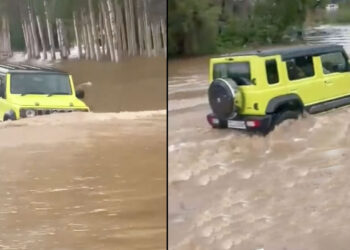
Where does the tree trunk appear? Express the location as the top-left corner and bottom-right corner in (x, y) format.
(56, 19), (63, 58)
(61, 19), (70, 57)
(98, 12), (106, 56)
(128, 0), (136, 56)
(4, 16), (12, 57)
(81, 10), (90, 59)
(85, 10), (95, 60)
(44, 0), (55, 60)
(1, 16), (11, 58)
(73, 12), (82, 59)
(23, 22), (33, 58)
(101, 0), (115, 62)
(28, 1), (40, 58)
(22, 23), (30, 58)
(137, 17), (143, 55)
(151, 23), (157, 56)
(107, 0), (119, 62)
(160, 19), (166, 55)
(115, 1), (127, 54)
(58, 19), (69, 59)
(27, 19), (36, 59)
(123, 0), (131, 55)
(143, 0), (152, 57)
(88, 0), (101, 61)
(36, 16), (47, 60)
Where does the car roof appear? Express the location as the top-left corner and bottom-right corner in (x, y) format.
(220, 44), (344, 60)
(0, 63), (66, 74)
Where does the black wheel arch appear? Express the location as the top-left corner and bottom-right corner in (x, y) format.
(266, 94), (304, 114)
(3, 110), (16, 121)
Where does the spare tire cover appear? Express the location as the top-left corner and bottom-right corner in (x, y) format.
(208, 78), (240, 119)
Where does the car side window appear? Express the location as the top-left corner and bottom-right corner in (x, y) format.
(286, 56), (315, 81)
(0, 76), (5, 99)
(321, 52), (347, 74)
(265, 59), (279, 84)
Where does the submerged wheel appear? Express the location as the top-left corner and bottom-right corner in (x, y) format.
(3, 111), (16, 121)
(208, 78), (242, 120)
(273, 110), (301, 127)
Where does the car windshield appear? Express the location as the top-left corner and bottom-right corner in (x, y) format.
(11, 73), (72, 95)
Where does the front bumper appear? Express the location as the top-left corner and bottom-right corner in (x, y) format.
(207, 113), (273, 133)
(20, 108), (89, 118)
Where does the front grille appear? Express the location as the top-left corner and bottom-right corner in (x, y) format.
(20, 108), (89, 118)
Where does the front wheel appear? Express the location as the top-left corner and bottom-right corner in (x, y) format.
(3, 110), (17, 122)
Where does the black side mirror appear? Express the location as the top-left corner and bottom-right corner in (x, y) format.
(76, 89), (85, 99)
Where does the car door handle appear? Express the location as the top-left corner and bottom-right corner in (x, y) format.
(325, 80), (332, 84)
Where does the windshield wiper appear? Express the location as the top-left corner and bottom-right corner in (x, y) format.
(47, 92), (69, 97)
(21, 92), (45, 96)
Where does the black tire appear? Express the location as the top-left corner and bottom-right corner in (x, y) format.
(212, 119), (227, 129)
(208, 78), (239, 120)
(3, 111), (16, 121)
(273, 110), (301, 127)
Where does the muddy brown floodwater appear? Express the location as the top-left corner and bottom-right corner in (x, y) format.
(169, 25), (350, 250)
(58, 57), (166, 113)
(0, 57), (166, 249)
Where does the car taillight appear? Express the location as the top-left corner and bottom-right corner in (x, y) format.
(207, 115), (219, 126)
(246, 120), (261, 128)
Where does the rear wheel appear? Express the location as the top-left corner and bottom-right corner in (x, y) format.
(273, 110), (301, 127)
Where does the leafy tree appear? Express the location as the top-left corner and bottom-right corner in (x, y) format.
(169, 0), (329, 57)
(168, 0), (220, 56)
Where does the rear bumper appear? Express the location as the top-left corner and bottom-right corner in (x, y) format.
(207, 113), (273, 133)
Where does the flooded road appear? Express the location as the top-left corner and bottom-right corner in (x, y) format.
(169, 25), (350, 250)
(0, 57), (166, 249)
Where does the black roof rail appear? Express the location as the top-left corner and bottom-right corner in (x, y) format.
(0, 64), (15, 70)
(0, 63), (65, 73)
(220, 44), (344, 60)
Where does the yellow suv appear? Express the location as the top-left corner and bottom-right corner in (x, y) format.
(207, 44), (350, 134)
(0, 64), (89, 121)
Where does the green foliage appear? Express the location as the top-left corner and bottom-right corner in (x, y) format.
(168, 0), (220, 57)
(169, 0), (327, 57)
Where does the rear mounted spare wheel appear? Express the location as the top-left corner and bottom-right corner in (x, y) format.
(208, 78), (242, 120)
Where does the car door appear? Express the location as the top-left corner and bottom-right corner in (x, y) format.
(285, 55), (324, 106)
(320, 51), (350, 100)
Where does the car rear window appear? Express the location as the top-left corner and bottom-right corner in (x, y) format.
(213, 62), (251, 85)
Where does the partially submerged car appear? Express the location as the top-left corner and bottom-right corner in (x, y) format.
(0, 64), (89, 121)
(207, 44), (350, 134)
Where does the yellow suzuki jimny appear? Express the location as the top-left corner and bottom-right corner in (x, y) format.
(207, 44), (350, 134)
(0, 64), (89, 121)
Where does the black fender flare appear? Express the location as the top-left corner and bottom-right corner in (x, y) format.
(4, 110), (16, 121)
(266, 94), (304, 114)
